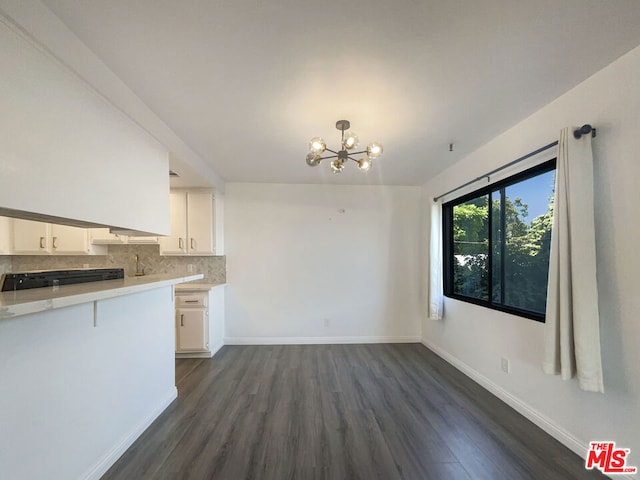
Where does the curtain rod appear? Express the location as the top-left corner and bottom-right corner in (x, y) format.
(432, 124), (595, 202)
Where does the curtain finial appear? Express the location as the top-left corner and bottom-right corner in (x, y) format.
(573, 124), (596, 139)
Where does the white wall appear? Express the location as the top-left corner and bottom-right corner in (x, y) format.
(422, 45), (640, 466)
(0, 12), (169, 235)
(0, 287), (176, 480)
(225, 183), (422, 343)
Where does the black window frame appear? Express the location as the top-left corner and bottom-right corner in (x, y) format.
(442, 159), (557, 323)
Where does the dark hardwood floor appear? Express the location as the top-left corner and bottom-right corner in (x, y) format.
(102, 344), (604, 480)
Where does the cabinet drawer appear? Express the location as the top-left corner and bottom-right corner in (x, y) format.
(176, 293), (208, 307)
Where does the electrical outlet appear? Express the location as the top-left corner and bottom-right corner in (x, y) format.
(323, 318), (330, 328)
(501, 357), (510, 373)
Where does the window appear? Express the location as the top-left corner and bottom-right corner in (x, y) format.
(442, 160), (556, 321)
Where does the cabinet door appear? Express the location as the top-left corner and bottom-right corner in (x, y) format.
(0, 216), (11, 254)
(12, 219), (50, 254)
(51, 224), (89, 254)
(176, 308), (208, 351)
(187, 192), (214, 255)
(160, 192), (188, 254)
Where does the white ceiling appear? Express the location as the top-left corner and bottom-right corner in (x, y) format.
(42, 0), (640, 186)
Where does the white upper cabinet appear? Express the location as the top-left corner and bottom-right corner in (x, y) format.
(160, 190), (223, 256)
(12, 219), (49, 254)
(50, 224), (90, 254)
(11, 219), (105, 255)
(0, 217), (11, 254)
(187, 192), (214, 255)
(161, 192), (188, 255)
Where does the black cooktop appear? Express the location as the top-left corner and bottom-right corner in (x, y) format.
(0, 268), (125, 292)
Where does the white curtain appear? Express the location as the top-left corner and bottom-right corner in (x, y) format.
(543, 127), (604, 393)
(429, 200), (444, 320)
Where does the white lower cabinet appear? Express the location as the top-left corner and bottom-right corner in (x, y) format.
(175, 285), (225, 358)
(176, 308), (208, 351)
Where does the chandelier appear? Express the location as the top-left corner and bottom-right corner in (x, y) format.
(306, 120), (383, 173)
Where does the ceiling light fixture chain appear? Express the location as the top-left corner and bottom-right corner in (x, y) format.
(306, 120), (383, 173)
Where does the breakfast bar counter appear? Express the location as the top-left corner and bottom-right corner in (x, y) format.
(0, 273), (203, 320)
(0, 273), (203, 480)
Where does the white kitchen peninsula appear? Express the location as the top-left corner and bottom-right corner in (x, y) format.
(0, 273), (202, 480)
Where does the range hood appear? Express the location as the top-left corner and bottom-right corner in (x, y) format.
(109, 227), (162, 237)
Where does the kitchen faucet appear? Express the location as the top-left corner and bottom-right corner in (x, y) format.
(134, 254), (145, 276)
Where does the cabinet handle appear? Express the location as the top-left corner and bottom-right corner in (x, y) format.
(180, 314), (184, 327)
(178, 237), (183, 249)
(190, 238), (195, 250)
(52, 237), (58, 249)
(39, 237), (46, 249)
(185, 300), (198, 303)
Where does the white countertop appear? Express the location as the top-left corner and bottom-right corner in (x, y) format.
(0, 273), (203, 320)
(175, 282), (227, 292)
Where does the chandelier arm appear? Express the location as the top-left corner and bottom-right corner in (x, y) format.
(325, 148), (339, 155)
(349, 150), (368, 155)
(347, 156), (360, 163)
(320, 154), (338, 160)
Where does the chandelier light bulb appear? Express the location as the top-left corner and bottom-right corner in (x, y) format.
(306, 152), (321, 167)
(344, 132), (359, 150)
(358, 158), (371, 172)
(366, 142), (383, 158)
(330, 159), (345, 173)
(309, 137), (326, 153)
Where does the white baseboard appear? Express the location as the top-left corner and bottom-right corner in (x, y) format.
(175, 342), (225, 359)
(420, 340), (635, 480)
(81, 387), (178, 480)
(225, 335), (421, 345)
(176, 351), (213, 359)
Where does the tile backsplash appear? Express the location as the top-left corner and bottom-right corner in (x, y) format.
(3, 244), (225, 284)
(0, 256), (11, 276)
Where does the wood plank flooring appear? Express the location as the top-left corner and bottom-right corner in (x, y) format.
(102, 344), (604, 480)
